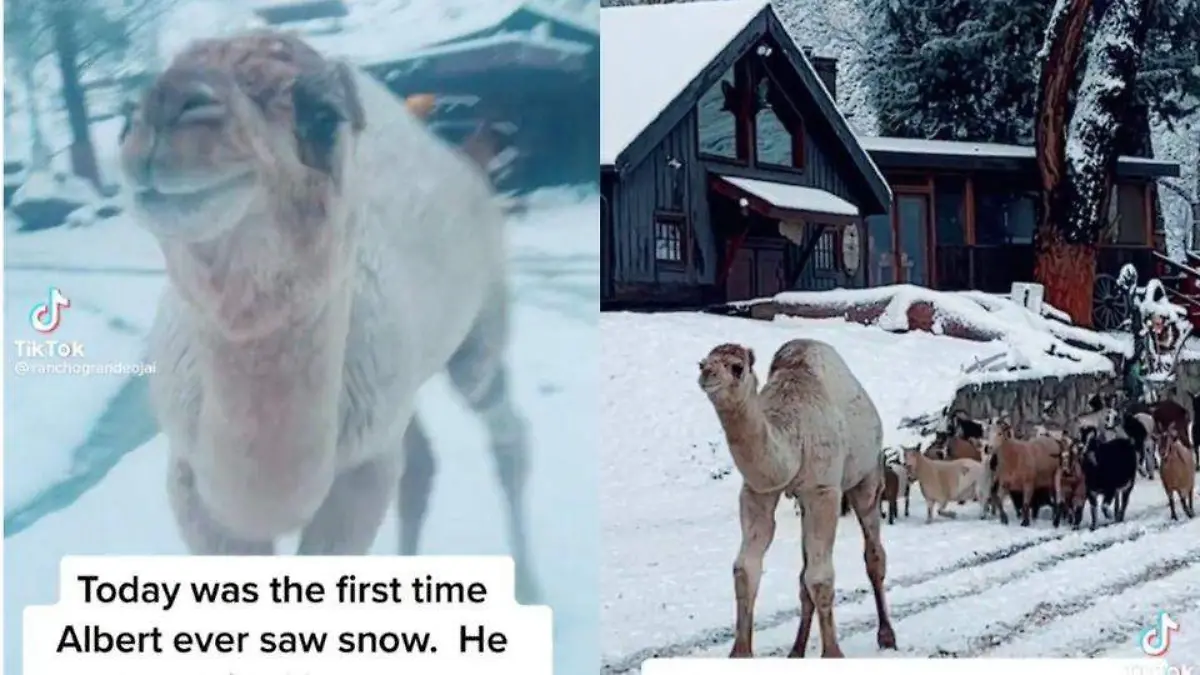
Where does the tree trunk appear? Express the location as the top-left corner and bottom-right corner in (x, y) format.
(1038, 228), (1099, 327)
(50, 0), (100, 187)
(17, 63), (53, 171)
(1034, 0), (1095, 325)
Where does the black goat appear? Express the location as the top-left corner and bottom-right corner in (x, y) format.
(1079, 428), (1139, 531)
(949, 409), (984, 441)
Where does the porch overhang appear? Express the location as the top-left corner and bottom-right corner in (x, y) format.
(710, 175), (861, 227)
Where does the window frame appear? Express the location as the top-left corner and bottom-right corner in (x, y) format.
(654, 211), (689, 270)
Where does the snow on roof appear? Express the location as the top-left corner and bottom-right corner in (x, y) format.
(720, 176), (860, 217)
(307, 0), (596, 67)
(857, 135), (1178, 169)
(600, 0), (768, 166)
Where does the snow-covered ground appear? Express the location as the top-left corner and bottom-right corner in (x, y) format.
(4, 189), (600, 674)
(600, 311), (1200, 671)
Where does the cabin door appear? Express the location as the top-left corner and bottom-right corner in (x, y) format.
(724, 239), (786, 302)
(867, 214), (895, 285)
(896, 193), (931, 286)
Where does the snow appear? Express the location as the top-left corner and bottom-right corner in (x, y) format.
(306, 0), (597, 68)
(11, 171), (100, 208)
(599, 0), (769, 166)
(773, 285), (1119, 384)
(857, 135), (1179, 172)
(4, 191), (600, 675)
(719, 176), (860, 217)
(600, 309), (1200, 669)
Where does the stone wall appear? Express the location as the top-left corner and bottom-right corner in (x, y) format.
(948, 358), (1200, 435)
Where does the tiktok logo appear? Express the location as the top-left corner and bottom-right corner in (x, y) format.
(1141, 610), (1181, 657)
(30, 287), (70, 334)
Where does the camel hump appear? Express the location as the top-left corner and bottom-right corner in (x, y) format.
(768, 338), (833, 375)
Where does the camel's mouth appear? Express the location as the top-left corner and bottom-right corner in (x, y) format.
(132, 171), (255, 213)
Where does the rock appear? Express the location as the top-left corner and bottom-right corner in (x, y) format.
(10, 170), (100, 231)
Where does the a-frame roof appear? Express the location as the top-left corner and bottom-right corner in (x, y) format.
(600, 0), (891, 213)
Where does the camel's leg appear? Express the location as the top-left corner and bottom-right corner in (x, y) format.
(798, 486), (844, 658)
(845, 471), (897, 651)
(731, 484), (780, 657)
(446, 297), (538, 604)
(297, 448), (403, 554)
(398, 415), (435, 555)
(788, 531), (814, 658)
(167, 458), (274, 555)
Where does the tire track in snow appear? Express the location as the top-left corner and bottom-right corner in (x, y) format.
(947, 550), (1200, 657)
(601, 502), (1173, 673)
(753, 512), (1192, 657)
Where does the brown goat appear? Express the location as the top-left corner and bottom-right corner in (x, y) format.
(879, 462), (908, 524)
(988, 420), (1062, 526)
(1052, 440), (1087, 529)
(1158, 427), (1196, 520)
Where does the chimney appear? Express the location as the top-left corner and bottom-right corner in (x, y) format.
(808, 53), (838, 102)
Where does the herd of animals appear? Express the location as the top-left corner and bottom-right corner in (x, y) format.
(861, 393), (1200, 530)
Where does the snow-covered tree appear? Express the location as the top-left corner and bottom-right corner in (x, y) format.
(1033, 0), (1154, 326)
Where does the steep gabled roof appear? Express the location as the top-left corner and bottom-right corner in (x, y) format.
(600, 0), (891, 213)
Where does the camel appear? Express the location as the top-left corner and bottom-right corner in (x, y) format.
(118, 31), (538, 601)
(697, 340), (896, 658)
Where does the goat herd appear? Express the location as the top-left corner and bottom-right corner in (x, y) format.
(865, 393), (1200, 531)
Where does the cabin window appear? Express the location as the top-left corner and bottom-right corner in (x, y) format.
(697, 66), (739, 160)
(753, 76), (800, 168)
(934, 177), (966, 245)
(655, 213), (687, 266)
(1114, 183), (1146, 244)
(975, 188), (1036, 245)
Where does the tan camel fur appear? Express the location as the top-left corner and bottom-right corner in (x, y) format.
(119, 32), (537, 600)
(698, 339), (896, 658)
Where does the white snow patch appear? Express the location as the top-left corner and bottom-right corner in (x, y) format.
(720, 176), (860, 216)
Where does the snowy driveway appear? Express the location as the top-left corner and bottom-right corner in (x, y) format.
(600, 312), (1200, 669)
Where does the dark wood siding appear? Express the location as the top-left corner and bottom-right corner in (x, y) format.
(611, 111), (715, 289)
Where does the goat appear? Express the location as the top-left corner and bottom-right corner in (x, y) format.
(879, 462), (907, 525)
(1079, 427), (1139, 531)
(1157, 426), (1196, 520)
(1052, 440), (1087, 529)
(903, 448), (982, 523)
(949, 409), (985, 442)
(987, 420), (1061, 526)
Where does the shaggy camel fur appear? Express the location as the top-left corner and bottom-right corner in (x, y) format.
(120, 32), (538, 600)
(1158, 428), (1196, 520)
(698, 340), (896, 658)
(902, 449), (982, 522)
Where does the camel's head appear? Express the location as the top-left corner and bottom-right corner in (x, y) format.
(119, 30), (365, 242)
(698, 343), (757, 398)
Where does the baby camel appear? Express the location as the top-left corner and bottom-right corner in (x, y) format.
(698, 340), (896, 658)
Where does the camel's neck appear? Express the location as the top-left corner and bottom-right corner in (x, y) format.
(712, 392), (799, 493)
(193, 284), (353, 467)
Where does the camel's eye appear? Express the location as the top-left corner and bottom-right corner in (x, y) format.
(730, 364), (744, 379)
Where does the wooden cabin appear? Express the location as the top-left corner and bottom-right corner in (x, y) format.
(860, 136), (1179, 328)
(599, 0), (1183, 327)
(306, 1), (598, 194)
(600, 0), (892, 308)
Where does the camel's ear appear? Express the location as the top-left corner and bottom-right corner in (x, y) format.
(292, 60), (365, 175)
(747, 348), (756, 367)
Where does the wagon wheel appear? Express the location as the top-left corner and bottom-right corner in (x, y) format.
(1092, 273), (1129, 332)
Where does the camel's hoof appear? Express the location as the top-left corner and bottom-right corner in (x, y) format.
(729, 649), (753, 658)
(821, 647), (845, 658)
(786, 647), (805, 658)
(878, 625), (897, 650)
